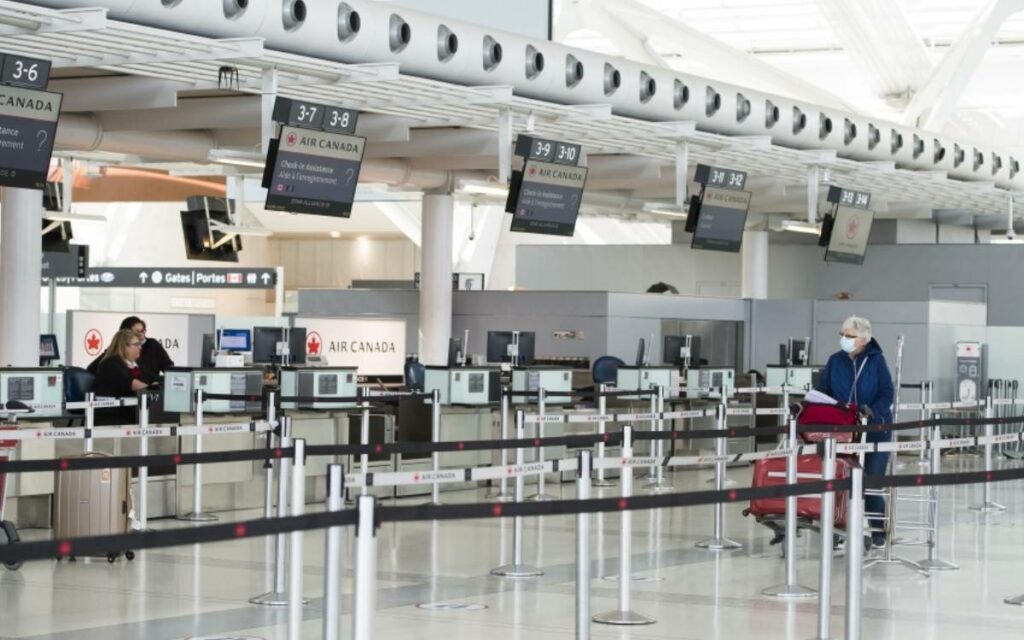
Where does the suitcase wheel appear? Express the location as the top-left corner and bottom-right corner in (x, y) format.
(125, 551), (135, 561)
(106, 553), (117, 563)
(3, 559), (21, 571)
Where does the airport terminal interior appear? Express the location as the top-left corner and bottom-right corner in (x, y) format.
(3, 1), (1024, 639)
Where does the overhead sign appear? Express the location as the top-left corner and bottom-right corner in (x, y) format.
(510, 160), (588, 237)
(694, 164), (747, 191)
(0, 53), (51, 89)
(826, 186), (871, 210)
(41, 244), (88, 279)
(272, 96), (359, 135)
(514, 135), (582, 166)
(691, 187), (751, 253)
(264, 126), (365, 217)
(0, 85), (61, 189)
(825, 206), (874, 265)
(295, 317), (406, 376)
(49, 267), (276, 288)
(68, 310), (208, 368)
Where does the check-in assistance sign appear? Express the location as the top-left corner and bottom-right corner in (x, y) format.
(0, 85), (61, 189)
(265, 126), (365, 217)
(510, 160), (588, 237)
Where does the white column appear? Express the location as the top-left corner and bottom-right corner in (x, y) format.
(0, 187), (42, 367)
(741, 229), (768, 300)
(419, 192), (454, 365)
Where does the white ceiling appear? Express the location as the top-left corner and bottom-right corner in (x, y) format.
(557, 0), (1024, 150)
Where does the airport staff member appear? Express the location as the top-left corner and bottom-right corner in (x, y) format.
(93, 329), (149, 426)
(87, 316), (173, 383)
(815, 315), (894, 548)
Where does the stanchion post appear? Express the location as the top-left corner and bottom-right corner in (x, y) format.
(845, 466), (864, 640)
(593, 426), (654, 626)
(528, 388), (554, 501)
(138, 392), (150, 530)
(250, 417), (293, 606)
(696, 398), (741, 550)
(576, 450), (592, 640)
(762, 415), (816, 598)
(814, 437), (837, 640)
(487, 386), (514, 501)
(491, 410), (542, 577)
(646, 386), (670, 491)
(916, 381), (930, 467)
(918, 422), (958, 571)
(353, 495), (377, 640)
(970, 393), (1006, 512)
(264, 391), (277, 520)
(322, 464), (345, 640)
(179, 388), (217, 522)
(84, 391), (95, 453)
(360, 390), (371, 497)
(430, 388), (442, 505)
(594, 383), (614, 488)
(287, 438), (307, 640)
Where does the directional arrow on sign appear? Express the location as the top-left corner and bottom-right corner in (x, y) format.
(261, 273), (271, 285)
(139, 272), (148, 283)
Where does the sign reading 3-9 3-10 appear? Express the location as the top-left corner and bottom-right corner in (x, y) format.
(0, 85), (61, 189)
(264, 126), (365, 218)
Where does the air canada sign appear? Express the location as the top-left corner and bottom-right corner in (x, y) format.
(296, 317), (406, 376)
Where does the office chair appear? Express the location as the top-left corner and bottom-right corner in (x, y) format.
(592, 355), (625, 385)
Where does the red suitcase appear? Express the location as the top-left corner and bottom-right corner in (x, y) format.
(747, 454), (853, 530)
(798, 402), (859, 444)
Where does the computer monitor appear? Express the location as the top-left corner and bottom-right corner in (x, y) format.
(663, 335), (701, 367)
(486, 331), (535, 365)
(41, 219), (72, 253)
(252, 326), (308, 365)
(180, 196), (242, 263)
(218, 328), (252, 352)
(39, 334), (60, 365)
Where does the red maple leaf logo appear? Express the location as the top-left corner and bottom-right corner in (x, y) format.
(307, 331), (322, 355)
(528, 166), (538, 176)
(846, 214), (860, 240)
(286, 132), (298, 146)
(84, 330), (103, 356)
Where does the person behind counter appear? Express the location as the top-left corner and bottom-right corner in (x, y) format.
(92, 329), (148, 426)
(87, 316), (174, 383)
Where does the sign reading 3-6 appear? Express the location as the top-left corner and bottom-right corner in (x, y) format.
(0, 53), (51, 90)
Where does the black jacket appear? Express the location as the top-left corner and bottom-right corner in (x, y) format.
(87, 338), (173, 384)
(92, 357), (143, 426)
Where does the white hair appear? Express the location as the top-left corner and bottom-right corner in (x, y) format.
(841, 316), (872, 339)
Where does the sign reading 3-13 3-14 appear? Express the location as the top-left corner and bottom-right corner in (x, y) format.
(0, 52), (60, 190)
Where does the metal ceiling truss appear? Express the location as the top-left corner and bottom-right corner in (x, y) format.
(0, 0), (1010, 218)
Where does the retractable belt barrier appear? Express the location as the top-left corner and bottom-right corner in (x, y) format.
(7, 458), (1024, 565)
(5, 415), (1024, 475)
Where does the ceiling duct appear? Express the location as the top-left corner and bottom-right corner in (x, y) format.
(223, 0), (247, 20)
(337, 3), (360, 41)
(22, 0), (1023, 188)
(565, 54), (584, 89)
(765, 100), (779, 128)
(674, 80), (689, 111)
(437, 24), (458, 62)
(603, 63), (620, 97)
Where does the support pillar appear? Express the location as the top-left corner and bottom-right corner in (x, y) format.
(0, 187), (42, 367)
(419, 192), (454, 365)
(741, 230), (768, 300)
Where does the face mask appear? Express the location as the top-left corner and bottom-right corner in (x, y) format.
(840, 336), (857, 353)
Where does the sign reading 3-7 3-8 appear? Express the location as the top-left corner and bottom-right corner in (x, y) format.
(264, 125), (365, 217)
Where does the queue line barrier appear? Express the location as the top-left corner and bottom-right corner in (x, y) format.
(6, 415), (1024, 475)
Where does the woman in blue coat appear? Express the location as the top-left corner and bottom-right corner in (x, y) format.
(815, 315), (894, 547)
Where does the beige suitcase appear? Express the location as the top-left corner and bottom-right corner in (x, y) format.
(54, 452), (134, 562)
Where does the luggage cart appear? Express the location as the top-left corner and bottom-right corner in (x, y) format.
(0, 425), (22, 570)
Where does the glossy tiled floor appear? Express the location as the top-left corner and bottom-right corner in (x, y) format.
(3, 454), (1024, 640)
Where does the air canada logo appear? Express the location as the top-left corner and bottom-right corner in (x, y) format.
(286, 132), (298, 147)
(846, 214), (860, 240)
(528, 166), (538, 177)
(84, 329), (103, 356)
(307, 331), (323, 356)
